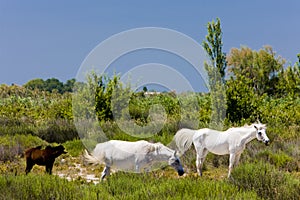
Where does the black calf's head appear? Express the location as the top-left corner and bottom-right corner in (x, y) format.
(48, 145), (67, 157)
(57, 145), (67, 154)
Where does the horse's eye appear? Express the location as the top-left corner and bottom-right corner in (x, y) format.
(258, 131), (262, 136)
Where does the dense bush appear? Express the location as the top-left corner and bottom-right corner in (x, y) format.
(230, 162), (300, 200)
(36, 119), (78, 143)
(0, 117), (35, 136)
(63, 139), (85, 157)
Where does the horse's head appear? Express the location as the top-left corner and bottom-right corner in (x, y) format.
(168, 151), (184, 176)
(254, 124), (270, 146)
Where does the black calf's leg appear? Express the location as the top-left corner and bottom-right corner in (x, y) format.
(25, 161), (34, 175)
(46, 163), (54, 175)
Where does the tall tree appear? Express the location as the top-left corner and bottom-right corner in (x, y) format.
(276, 54), (300, 97)
(226, 45), (286, 122)
(202, 17), (227, 81)
(202, 18), (227, 129)
(63, 78), (76, 93)
(44, 78), (64, 94)
(227, 46), (285, 95)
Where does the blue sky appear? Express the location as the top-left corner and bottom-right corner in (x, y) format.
(1, 0), (299, 86)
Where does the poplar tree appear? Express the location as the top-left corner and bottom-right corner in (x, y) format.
(202, 18), (227, 82)
(202, 18), (227, 129)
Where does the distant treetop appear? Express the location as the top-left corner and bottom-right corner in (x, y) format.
(24, 78), (76, 94)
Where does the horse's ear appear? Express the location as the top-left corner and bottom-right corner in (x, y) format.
(174, 150), (177, 157)
(254, 125), (258, 130)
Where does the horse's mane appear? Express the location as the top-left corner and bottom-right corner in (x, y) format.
(226, 123), (267, 133)
(246, 123), (267, 129)
(146, 142), (163, 153)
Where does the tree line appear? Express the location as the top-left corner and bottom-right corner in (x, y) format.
(23, 78), (76, 94)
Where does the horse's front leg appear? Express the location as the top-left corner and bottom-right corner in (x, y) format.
(101, 166), (110, 180)
(135, 164), (140, 173)
(228, 153), (236, 178)
(196, 149), (208, 176)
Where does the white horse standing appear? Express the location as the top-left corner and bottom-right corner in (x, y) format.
(84, 140), (184, 180)
(173, 123), (270, 177)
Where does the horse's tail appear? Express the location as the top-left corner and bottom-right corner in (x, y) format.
(172, 128), (196, 156)
(83, 149), (101, 165)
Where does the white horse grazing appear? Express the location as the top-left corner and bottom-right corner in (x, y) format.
(84, 140), (184, 180)
(173, 123), (270, 178)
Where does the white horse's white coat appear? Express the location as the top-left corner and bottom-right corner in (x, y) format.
(84, 140), (184, 180)
(174, 123), (270, 177)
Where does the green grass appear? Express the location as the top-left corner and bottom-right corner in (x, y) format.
(0, 173), (259, 200)
(0, 174), (96, 200)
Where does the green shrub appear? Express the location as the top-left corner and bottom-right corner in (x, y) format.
(256, 150), (295, 170)
(36, 119), (78, 143)
(63, 139), (85, 157)
(0, 117), (36, 136)
(230, 161), (300, 200)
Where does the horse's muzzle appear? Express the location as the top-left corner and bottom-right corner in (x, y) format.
(264, 140), (270, 146)
(178, 169), (184, 176)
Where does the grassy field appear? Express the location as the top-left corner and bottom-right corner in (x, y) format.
(0, 83), (299, 199)
(1, 137), (300, 200)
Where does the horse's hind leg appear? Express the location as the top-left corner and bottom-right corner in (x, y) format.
(234, 152), (241, 167)
(101, 166), (110, 180)
(196, 148), (208, 176)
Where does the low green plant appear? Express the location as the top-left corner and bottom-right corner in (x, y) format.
(63, 139), (85, 157)
(0, 173), (259, 200)
(230, 161), (300, 200)
(0, 174), (97, 200)
(36, 119), (78, 143)
(256, 150), (295, 169)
